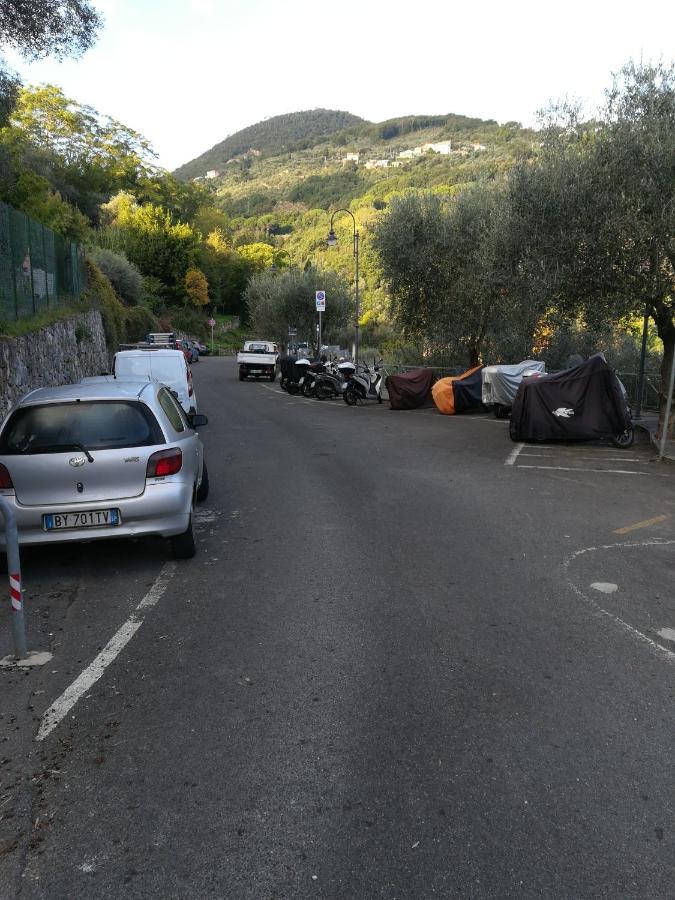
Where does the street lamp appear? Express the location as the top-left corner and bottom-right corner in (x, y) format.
(327, 208), (359, 364)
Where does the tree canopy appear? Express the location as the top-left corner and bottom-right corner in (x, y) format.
(0, 0), (102, 59)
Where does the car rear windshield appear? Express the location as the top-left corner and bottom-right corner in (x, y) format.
(115, 355), (183, 382)
(0, 401), (165, 454)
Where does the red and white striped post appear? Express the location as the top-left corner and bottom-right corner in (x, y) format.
(0, 497), (28, 659)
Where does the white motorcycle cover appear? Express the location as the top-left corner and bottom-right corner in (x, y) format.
(482, 360), (546, 406)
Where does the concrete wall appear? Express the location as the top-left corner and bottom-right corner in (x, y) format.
(0, 310), (108, 420)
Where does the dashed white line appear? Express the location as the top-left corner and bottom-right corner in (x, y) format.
(36, 562), (177, 741)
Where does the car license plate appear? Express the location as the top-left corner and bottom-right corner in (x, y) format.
(43, 509), (121, 531)
(250, 369), (262, 373)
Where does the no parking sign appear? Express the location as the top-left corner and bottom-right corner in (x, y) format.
(315, 291), (326, 312)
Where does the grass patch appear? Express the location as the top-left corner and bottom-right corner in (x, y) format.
(0, 304), (88, 339)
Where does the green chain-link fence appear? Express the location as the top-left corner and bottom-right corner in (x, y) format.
(0, 202), (86, 323)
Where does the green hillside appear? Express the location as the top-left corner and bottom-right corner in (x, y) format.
(174, 109), (365, 180)
(170, 109), (537, 330)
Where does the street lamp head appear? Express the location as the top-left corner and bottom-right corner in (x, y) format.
(327, 228), (337, 247)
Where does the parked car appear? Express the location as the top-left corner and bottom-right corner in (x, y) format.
(195, 340), (210, 356)
(113, 349), (196, 413)
(0, 380), (209, 559)
(174, 339), (196, 363)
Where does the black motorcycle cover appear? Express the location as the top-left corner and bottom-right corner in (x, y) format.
(386, 368), (436, 410)
(509, 354), (630, 443)
(451, 366), (485, 414)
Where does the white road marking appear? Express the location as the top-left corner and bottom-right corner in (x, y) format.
(36, 562), (177, 741)
(504, 443), (525, 466)
(516, 465), (648, 475)
(520, 453), (644, 462)
(657, 628), (675, 642)
(563, 539), (675, 666)
(590, 582), (618, 593)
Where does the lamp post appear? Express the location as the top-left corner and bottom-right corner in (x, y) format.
(327, 209), (359, 364)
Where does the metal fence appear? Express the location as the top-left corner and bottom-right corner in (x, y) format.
(0, 202), (86, 323)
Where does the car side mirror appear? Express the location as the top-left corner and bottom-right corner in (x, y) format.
(170, 389), (179, 399)
(188, 413), (208, 429)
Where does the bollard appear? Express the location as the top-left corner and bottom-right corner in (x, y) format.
(0, 495), (28, 659)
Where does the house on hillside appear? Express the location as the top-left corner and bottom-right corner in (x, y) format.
(205, 170), (221, 179)
(365, 159), (390, 169)
(343, 152), (360, 164)
(422, 141), (452, 154)
(399, 141), (453, 159)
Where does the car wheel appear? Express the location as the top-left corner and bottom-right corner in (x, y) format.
(239, 372), (246, 381)
(287, 382), (299, 395)
(170, 515), (196, 559)
(196, 461), (209, 501)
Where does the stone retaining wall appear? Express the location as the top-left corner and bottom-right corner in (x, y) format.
(0, 310), (108, 420)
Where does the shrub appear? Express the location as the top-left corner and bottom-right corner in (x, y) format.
(82, 258), (127, 351)
(125, 306), (159, 342)
(89, 246), (143, 305)
(170, 307), (209, 340)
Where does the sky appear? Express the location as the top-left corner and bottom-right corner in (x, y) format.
(5, 0), (675, 171)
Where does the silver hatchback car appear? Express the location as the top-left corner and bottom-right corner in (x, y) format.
(0, 380), (209, 559)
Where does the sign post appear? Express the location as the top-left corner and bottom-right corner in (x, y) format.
(207, 317), (216, 353)
(315, 291), (325, 355)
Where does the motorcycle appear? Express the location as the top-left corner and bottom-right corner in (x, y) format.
(343, 361), (388, 406)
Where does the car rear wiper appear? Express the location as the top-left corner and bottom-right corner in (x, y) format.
(26, 442), (94, 463)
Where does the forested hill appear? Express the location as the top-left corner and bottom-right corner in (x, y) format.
(174, 109), (366, 180)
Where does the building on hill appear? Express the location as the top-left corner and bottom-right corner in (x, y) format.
(398, 140), (453, 159)
(365, 159), (391, 169)
(205, 170), (221, 179)
(342, 152), (360, 164)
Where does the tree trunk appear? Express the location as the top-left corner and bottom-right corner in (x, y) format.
(468, 345), (480, 368)
(658, 331), (675, 440)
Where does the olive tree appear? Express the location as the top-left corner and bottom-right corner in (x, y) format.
(511, 61), (675, 434)
(245, 266), (351, 350)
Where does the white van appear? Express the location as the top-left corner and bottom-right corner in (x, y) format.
(113, 349), (196, 413)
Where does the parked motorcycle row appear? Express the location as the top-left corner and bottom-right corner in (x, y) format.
(273, 352), (635, 449)
(279, 356), (390, 405)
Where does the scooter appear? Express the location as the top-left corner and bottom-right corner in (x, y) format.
(314, 361), (355, 400)
(343, 361), (388, 405)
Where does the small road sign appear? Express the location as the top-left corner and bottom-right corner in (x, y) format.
(315, 290), (326, 312)
(207, 318), (216, 327)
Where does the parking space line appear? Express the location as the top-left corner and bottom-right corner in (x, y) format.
(613, 514), (670, 535)
(36, 562), (177, 741)
(516, 465), (648, 476)
(519, 453), (644, 462)
(504, 443), (525, 466)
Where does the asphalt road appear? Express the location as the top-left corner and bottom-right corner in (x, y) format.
(1, 356), (674, 898)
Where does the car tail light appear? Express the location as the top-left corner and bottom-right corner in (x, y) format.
(146, 448), (182, 478)
(0, 463), (13, 489)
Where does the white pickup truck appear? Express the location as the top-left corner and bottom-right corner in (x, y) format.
(237, 341), (279, 382)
